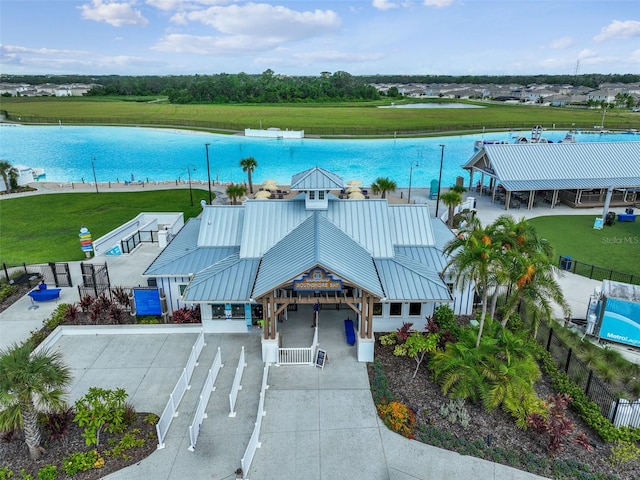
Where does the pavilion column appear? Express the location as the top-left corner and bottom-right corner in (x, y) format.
(528, 190), (535, 210)
(551, 190), (559, 209)
(270, 294), (277, 339)
(262, 298), (269, 340)
(367, 294), (374, 339)
(359, 292), (366, 339)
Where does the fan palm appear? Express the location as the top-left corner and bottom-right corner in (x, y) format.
(226, 183), (247, 205)
(0, 160), (18, 193)
(371, 177), (396, 199)
(239, 156), (258, 194)
(0, 343), (72, 460)
(439, 190), (463, 228)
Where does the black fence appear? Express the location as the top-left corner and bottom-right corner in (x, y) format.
(558, 256), (639, 286)
(535, 322), (639, 428)
(121, 229), (158, 254)
(2, 262), (73, 287)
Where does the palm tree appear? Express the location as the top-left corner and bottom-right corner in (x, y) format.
(371, 177), (396, 199)
(0, 343), (72, 460)
(226, 183), (247, 205)
(0, 160), (18, 193)
(439, 190), (463, 228)
(444, 215), (506, 347)
(239, 157), (258, 194)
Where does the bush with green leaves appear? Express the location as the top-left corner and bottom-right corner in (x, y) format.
(0, 283), (18, 303)
(439, 398), (471, 428)
(62, 450), (103, 476)
(74, 387), (128, 446)
(35, 465), (57, 480)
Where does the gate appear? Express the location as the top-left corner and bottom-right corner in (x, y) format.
(15, 262), (73, 287)
(79, 262), (111, 297)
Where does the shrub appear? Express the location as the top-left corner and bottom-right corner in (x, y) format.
(36, 465), (58, 480)
(39, 405), (75, 441)
(377, 401), (416, 439)
(369, 358), (394, 404)
(0, 283), (18, 303)
(143, 413), (159, 425)
(62, 450), (103, 476)
(74, 387), (128, 446)
(439, 398), (470, 428)
(609, 439), (640, 469)
(171, 306), (201, 323)
(0, 467), (13, 480)
(137, 316), (160, 324)
(122, 402), (137, 427)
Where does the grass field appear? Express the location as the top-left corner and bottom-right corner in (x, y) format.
(2, 96), (639, 135)
(0, 190), (207, 265)
(528, 215), (640, 281)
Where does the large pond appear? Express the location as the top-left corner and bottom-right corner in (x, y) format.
(0, 125), (637, 187)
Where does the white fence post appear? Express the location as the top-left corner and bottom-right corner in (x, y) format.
(187, 347), (223, 451)
(229, 346), (247, 417)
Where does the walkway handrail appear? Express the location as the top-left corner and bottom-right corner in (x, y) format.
(156, 329), (206, 449)
(188, 347), (224, 451)
(241, 364), (270, 478)
(229, 346), (246, 417)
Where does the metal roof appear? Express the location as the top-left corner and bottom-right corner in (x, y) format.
(290, 166), (345, 190)
(183, 254), (259, 302)
(464, 142), (640, 191)
(197, 205), (244, 247)
(375, 254), (452, 302)
(252, 212), (384, 299)
(430, 218), (457, 251)
(395, 246), (448, 272)
(388, 204), (436, 246)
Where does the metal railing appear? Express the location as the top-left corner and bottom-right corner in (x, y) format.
(188, 346), (223, 451)
(558, 256), (639, 285)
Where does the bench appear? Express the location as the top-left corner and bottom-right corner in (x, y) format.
(28, 285), (61, 302)
(344, 319), (356, 346)
(618, 213), (637, 222)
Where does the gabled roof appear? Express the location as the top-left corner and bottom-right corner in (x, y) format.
(198, 206), (244, 247)
(144, 219), (239, 276)
(290, 166), (344, 190)
(375, 253), (451, 302)
(464, 142), (640, 191)
(395, 246), (448, 272)
(388, 204), (436, 246)
(183, 253), (260, 302)
(252, 212), (384, 299)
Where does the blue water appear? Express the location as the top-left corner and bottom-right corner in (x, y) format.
(0, 125), (637, 187)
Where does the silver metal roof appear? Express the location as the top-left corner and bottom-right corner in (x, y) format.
(430, 218), (457, 251)
(252, 212), (384, 299)
(183, 254), (259, 302)
(464, 142), (640, 191)
(198, 205), (244, 247)
(290, 166), (345, 190)
(395, 246), (448, 271)
(388, 204), (436, 246)
(375, 253), (452, 302)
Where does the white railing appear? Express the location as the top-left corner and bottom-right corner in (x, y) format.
(439, 197), (475, 224)
(277, 325), (318, 365)
(156, 330), (206, 449)
(188, 347), (224, 451)
(229, 346), (246, 417)
(241, 364), (270, 479)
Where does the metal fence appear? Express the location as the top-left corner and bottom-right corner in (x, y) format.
(558, 256), (639, 286)
(121, 229), (158, 254)
(2, 262), (72, 287)
(535, 322), (630, 424)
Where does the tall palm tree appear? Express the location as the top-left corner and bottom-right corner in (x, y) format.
(371, 177), (396, 199)
(226, 183), (247, 205)
(0, 343), (72, 460)
(439, 190), (463, 228)
(239, 157), (258, 194)
(444, 215), (506, 347)
(0, 160), (18, 193)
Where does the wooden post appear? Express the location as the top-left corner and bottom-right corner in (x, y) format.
(367, 294), (374, 339)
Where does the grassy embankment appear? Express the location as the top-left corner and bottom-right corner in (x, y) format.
(2, 96), (639, 135)
(0, 190), (207, 265)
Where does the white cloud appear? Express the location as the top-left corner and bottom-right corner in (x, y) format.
(423, 0), (453, 7)
(550, 37), (574, 49)
(79, 0), (149, 27)
(372, 0), (399, 11)
(578, 48), (598, 60)
(294, 50), (384, 63)
(152, 33), (276, 54)
(594, 20), (640, 42)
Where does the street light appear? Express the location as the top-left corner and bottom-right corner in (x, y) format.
(204, 143), (212, 205)
(91, 156), (99, 194)
(186, 166), (195, 206)
(407, 160), (419, 204)
(435, 144), (445, 217)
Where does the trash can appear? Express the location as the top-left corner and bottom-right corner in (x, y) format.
(560, 256), (573, 270)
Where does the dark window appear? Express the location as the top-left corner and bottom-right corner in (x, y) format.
(211, 304), (225, 319)
(231, 304), (245, 318)
(309, 191), (315, 200)
(179, 284), (187, 296)
(373, 303), (382, 315)
(389, 303), (402, 316)
(319, 190), (325, 200)
(409, 303), (421, 316)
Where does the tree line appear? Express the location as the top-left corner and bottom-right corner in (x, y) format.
(3, 71), (639, 104)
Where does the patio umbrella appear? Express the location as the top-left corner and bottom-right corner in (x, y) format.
(255, 190), (271, 199)
(347, 186), (361, 193)
(348, 192), (365, 199)
(347, 179), (362, 187)
(262, 183), (279, 191)
(263, 179), (277, 185)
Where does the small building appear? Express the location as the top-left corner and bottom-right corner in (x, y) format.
(144, 167), (474, 363)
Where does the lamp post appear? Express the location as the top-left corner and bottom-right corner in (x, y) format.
(91, 156), (99, 194)
(186, 166), (195, 206)
(435, 144), (445, 217)
(204, 143), (212, 204)
(407, 160), (419, 204)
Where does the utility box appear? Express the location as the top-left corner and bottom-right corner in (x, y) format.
(560, 256), (573, 270)
(595, 280), (640, 348)
(429, 179), (439, 200)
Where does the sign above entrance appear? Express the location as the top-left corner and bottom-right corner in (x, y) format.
(293, 268), (342, 292)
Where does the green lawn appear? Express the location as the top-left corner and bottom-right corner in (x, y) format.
(0, 190), (208, 265)
(528, 215), (640, 282)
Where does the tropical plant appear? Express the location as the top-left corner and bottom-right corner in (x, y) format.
(371, 177), (396, 199)
(392, 331), (439, 379)
(439, 190), (463, 228)
(239, 156), (258, 194)
(74, 387), (128, 446)
(0, 160), (18, 193)
(0, 343), (72, 460)
(226, 183), (247, 205)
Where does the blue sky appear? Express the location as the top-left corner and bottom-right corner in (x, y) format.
(1, 0), (639, 76)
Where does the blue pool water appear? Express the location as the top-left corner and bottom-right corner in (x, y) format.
(0, 125), (637, 187)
